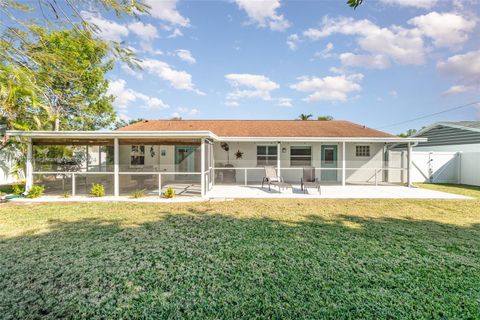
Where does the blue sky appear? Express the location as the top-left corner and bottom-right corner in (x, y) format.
(80, 0), (479, 134)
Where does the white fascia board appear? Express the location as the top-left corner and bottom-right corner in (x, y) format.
(6, 130), (218, 140)
(217, 136), (427, 143)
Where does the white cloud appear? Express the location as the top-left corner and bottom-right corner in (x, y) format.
(141, 59), (205, 95)
(286, 34), (300, 50)
(168, 28), (184, 38)
(175, 49), (196, 64)
(172, 107), (199, 118)
(409, 12), (476, 48)
(303, 16), (426, 66)
(437, 50), (480, 94)
(277, 97), (293, 107)
(290, 73), (363, 103)
(339, 53), (390, 69)
(107, 79), (170, 112)
(390, 90), (398, 97)
(81, 11), (129, 42)
(234, 0), (290, 31)
(144, 0), (190, 27)
(314, 42), (335, 59)
(128, 21), (158, 41)
(380, 0), (438, 9)
(442, 85), (474, 95)
(225, 73), (280, 105)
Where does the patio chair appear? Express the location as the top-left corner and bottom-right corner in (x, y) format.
(261, 166), (291, 192)
(301, 166), (321, 194)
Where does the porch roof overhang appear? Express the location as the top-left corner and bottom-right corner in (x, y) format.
(6, 130), (427, 144)
(6, 130), (218, 146)
(7, 130), (218, 139)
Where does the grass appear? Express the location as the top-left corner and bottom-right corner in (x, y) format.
(416, 183), (480, 198)
(1, 199), (479, 319)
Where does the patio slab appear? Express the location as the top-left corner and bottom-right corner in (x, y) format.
(207, 185), (471, 200)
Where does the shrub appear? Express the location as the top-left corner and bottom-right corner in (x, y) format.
(26, 185), (45, 199)
(12, 184), (25, 195)
(163, 186), (175, 199)
(62, 192), (71, 198)
(130, 189), (146, 199)
(90, 183), (105, 197)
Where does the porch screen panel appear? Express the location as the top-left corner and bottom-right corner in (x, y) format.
(257, 146), (277, 166)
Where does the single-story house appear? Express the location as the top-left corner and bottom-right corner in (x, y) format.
(410, 121), (480, 152)
(6, 120), (425, 197)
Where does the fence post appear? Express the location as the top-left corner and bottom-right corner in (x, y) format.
(72, 173), (76, 196)
(244, 168), (247, 186)
(158, 173), (162, 197)
(114, 138), (119, 197)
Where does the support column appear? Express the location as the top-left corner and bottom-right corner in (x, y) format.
(407, 142), (412, 187)
(277, 142), (281, 177)
(342, 141), (346, 186)
(114, 138), (119, 197)
(201, 138), (206, 197)
(25, 139), (33, 192)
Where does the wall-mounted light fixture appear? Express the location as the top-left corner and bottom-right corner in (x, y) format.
(282, 147), (287, 153)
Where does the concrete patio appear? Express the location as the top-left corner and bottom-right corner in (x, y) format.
(207, 185), (471, 199)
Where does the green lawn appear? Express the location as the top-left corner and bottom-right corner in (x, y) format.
(1, 200), (479, 319)
(416, 183), (480, 198)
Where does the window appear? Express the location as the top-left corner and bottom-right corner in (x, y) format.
(130, 145), (145, 166)
(290, 146), (312, 166)
(355, 145), (370, 157)
(324, 148), (335, 164)
(257, 145), (277, 166)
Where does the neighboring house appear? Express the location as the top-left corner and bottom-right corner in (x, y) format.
(390, 121), (480, 186)
(411, 121), (480, 152)
(7, 120), (425, 197)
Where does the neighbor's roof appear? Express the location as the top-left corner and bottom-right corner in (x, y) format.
(117, 120), (395, 138)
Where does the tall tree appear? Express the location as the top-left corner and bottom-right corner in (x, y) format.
(25, 29), (116, 131)
(298, 113), (313, 120)
(347, 0), (363, 9)
(317, 115), (334, 121)
(398, 129), (418, 138)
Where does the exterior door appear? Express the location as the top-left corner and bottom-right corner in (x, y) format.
(321, 145), (338, 181)
(175, 146), (196, 179)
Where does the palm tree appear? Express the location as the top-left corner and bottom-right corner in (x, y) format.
(298, 113), (313, 120)
(317, 115), (333, 121)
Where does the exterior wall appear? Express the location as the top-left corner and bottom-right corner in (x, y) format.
(213, 141), (386, 184)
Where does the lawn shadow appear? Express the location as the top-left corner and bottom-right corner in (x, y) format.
(1, 208), (479, 319)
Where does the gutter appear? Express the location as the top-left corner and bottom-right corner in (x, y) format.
(6, 130), (219, 140)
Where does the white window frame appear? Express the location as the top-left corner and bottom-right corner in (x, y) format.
(130, 145), (145, 168)
(355, 145), (371, 157)
(290, 145), (312, 167)
(256, 145), (278, 166)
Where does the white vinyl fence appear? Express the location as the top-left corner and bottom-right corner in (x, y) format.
(388, 151), (480, 186)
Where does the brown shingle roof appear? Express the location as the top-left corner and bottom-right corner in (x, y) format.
(117, 120), (394, 138)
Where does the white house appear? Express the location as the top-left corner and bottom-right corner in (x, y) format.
(6, 120), (425, 197)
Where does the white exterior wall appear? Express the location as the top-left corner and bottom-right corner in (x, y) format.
(213, 141), (386, 184)
(118, 144), (176, 183)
